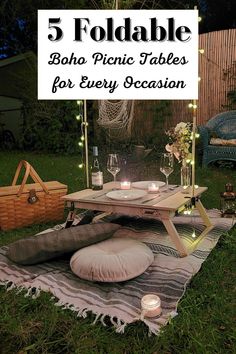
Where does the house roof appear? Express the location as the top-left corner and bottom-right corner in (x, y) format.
(0, 52), (36, 99)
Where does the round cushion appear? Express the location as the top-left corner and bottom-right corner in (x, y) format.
(70, 238), (154, 282)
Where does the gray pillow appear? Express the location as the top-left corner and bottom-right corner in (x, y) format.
(6, 223), (121, 265)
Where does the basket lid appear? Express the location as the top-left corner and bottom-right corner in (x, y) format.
(0, 181), (67, 197)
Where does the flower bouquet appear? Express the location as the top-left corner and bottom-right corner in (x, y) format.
(165, 122), (192, 188)
(165, 122), (192, 163)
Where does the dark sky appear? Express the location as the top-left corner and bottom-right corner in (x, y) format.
(0, 0), (236, 58)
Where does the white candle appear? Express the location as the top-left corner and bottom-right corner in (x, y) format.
(148, 182), (159, 193)
(120, 181), (131, 190)
(141, 294), (162, 318)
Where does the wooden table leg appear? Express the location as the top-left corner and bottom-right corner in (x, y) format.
(161, 200), (214, 257)
(187, 200), (214, 253)
(195, 199), (213, 228)
(92, 212), (112, 223)
(161, 217), (188, 257)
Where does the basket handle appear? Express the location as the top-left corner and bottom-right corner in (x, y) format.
(12, 160), (49, 197)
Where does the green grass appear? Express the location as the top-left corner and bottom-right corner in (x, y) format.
(0, 151), (235, 354)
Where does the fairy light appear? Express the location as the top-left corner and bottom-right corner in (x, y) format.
(76, 114), (82, 121)
(75, 99), (88, 174)
(184, 5), (203, 239)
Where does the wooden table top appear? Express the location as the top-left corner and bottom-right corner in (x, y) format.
(62, 182), (208, 212)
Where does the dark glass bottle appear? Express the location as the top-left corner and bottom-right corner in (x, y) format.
(91, 146), (103, 190)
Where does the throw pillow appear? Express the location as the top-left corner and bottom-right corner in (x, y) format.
(70, 238), (154, 282)
(6, 223), (121, 265)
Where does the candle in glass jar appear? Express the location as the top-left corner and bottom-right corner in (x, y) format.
(120, 181), (131, 190)
(141, 294), (162, 318)
(148, 182), (159, 193)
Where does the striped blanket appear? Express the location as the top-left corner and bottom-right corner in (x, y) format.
(0, 210), (234, 335)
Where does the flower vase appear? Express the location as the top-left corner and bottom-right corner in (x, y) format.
(180, 160), (191, 189)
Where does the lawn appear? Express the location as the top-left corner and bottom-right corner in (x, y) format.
(0, 151), (235, 354)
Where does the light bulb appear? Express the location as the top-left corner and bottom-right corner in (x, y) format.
(76, 114), (82, 121)
(199, 49), (204, 54)
(78, 163), (83, 169)
(77, 100), (83, 106)
(78, 142), (83, 147)
(188, 103), (193, 108)
(81, 136), (85, 141)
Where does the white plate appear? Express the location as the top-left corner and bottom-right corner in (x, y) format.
(106, 190), (147, 201)
(131, 181), (165, 190)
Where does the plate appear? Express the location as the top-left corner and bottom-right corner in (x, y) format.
(106, 190), (147, 201)
(131, 181), (165, 190)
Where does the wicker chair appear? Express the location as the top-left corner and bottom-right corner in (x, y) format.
(198, 111), (236, 167)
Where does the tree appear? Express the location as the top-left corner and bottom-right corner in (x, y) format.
(0, 0), (90, 57)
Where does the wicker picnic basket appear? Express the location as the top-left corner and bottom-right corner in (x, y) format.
(0, 160), (68, 231)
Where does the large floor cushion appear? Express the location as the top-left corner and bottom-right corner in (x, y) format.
(6, 223), (121, 265)
(70, 238), (154, 282)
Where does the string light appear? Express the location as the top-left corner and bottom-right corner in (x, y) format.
(76, 114), (82, 121)
(199, 48), (205, 54)
(188, 103), (198, 110)
(75, 99), (88, 171)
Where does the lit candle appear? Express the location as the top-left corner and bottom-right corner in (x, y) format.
(141, 294), (162, 318)
(120, 181), (131, 190)
(148, 182), (159, 193)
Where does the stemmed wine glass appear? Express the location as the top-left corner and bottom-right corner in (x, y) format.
(160, 153), (174, 190)
(107, 154), (120, 183)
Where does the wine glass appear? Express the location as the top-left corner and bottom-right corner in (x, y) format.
(107, 154), (120, 183)
(160, 153), (174, 190)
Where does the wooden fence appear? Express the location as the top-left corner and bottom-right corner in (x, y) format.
(130, 29), (236, 141)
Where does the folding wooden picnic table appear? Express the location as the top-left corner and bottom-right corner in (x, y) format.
(62, 182), (213, 257)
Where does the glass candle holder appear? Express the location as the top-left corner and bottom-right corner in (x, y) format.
(141, 294), (162, 318)
(120, 181), (131, 190)
(148, 183), (159, 193)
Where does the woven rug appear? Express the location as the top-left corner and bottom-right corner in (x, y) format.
(0, 210), (234, 336)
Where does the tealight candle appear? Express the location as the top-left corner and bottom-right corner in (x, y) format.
(148, 182), (159, 193)
(120, 181), (131, 190)
(141, 294), (162, 318)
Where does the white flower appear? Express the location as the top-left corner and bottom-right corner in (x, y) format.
(174, 122), (187, 132)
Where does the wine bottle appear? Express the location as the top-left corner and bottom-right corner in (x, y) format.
(91, 146), (103, 190)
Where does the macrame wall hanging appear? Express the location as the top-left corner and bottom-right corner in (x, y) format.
(97, 100), (135, 140)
